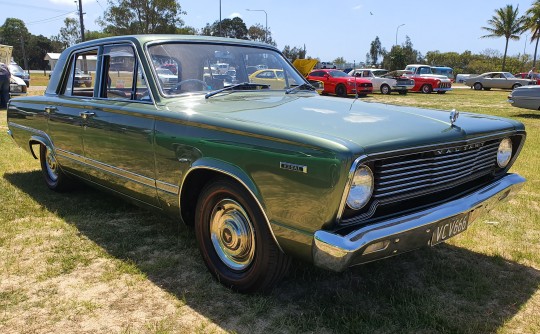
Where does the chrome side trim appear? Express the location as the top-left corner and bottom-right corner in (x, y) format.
(182, 165), (283, 253)
(314, 173), (525, 272)
(156, 180), (179, 195)
(56, 149), (156, 188)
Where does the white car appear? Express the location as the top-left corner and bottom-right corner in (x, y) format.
(10, 75), (27, 97)
(348, 68), (414, 94)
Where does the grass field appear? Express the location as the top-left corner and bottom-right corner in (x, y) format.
(1, 88), (539, 333)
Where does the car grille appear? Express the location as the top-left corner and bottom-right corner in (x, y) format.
(439, 82), (452, 88)
(359, 83), (372, 87)
(372, 140), (498, 201)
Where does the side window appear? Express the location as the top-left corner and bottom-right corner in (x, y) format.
(101, 45), (136, 100)
(64, 49), (98, 97)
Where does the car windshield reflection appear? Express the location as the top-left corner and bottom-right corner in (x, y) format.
(148, 43), (306, 96)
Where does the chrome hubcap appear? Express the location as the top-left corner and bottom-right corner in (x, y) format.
(45, 149), (59, 182)
(210, 199), (255, 271)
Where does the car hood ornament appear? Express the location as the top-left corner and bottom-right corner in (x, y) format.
(449, 109), (459, 126)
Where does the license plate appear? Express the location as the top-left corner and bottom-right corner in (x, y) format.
(431, 213), (470, 246)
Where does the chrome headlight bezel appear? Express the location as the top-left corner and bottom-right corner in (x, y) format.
(346, 165), (374, 210)
(497, 138), (513, 168)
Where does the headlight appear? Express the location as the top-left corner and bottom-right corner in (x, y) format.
(497, 138), (513, 168)
(346, 165), (374, 210)
(10, 84), (22, 93)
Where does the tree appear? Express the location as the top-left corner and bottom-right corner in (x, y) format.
(333, 57), (346, 67)
(99, 0), (186, 35)
(247, 23), (276, 46)
(0, 18), (31, 68)
(524, 0), (540, 67)
(53, 18), (81, 49)
(281, 45), (306, 61)
(481, 4), (526, 71)
(201, 17), (248, 39)
(381, 36), (422, 70)
(369, 36), (383, 65)
(26, 35), (63, 70)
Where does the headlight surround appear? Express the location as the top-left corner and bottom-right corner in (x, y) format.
(497, 138), (513, 168)
(346, 165), (374, 210)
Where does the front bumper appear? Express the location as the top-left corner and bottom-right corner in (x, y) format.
(313, 173), (525, 272)
(433, 87), (452, 92)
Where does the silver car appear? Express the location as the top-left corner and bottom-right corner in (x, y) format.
(508, 85), (540, 110)
(465, 72), (535, 90)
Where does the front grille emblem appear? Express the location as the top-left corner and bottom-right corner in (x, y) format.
(449, 109), (459, 126)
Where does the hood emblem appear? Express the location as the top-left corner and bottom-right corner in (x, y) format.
(449, 109), (460, 126)
(280, 162), (308, 173)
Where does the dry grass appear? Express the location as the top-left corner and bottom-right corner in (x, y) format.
(1, 87), (539, 333)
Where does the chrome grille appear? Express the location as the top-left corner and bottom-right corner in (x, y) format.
(373, 140), (498, 200)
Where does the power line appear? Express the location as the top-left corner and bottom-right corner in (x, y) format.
(0, 1), (72, 13)
(26, 11), (77, 26)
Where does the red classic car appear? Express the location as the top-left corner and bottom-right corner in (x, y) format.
(515, 72), (540, 84)
(403, 64), (452, 94)
(307, 69), (373, 97)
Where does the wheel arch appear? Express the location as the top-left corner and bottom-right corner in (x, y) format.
(179, 158), (284, 252)
(29, 135), (54, 160)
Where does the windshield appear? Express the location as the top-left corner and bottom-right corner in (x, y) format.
(9, 64), (24, 74)
(147, 42), (306, 96)
(329, 70), (349, 78)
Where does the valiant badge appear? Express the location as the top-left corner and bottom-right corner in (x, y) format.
(449, 109), (460, 126)
(280, 162), (308, 173)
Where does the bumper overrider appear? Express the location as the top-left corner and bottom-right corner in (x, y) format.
(313, 173), (525, 272)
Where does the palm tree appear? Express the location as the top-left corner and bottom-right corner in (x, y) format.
(481, 4), (526, 71)
(524, 1), (540, 67)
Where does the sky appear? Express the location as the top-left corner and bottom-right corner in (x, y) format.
(0, 0), (538, 63)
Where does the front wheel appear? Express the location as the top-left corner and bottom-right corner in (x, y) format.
(380, 84), (391, 95)
(40, 144), (74, 192)
(195, 178), (291, 293)
(512, 83), (522, 90)
(473, 82), (483, 90)
(421, 84), (432, 94)
(335, 84), (347, 97)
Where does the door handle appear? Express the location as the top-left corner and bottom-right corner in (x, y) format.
(44, 106), (57, 114)
(79, 111), (96, 120)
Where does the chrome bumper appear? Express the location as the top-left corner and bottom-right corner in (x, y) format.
(313, 173), (525, 272)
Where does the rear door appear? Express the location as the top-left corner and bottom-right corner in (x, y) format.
(46, 48), (98, 180)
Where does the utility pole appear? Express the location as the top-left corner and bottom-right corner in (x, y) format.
(77, 0), (85, 42)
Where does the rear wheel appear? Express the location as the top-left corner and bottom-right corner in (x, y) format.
(194, 178), (291, 293)
(473, 82), (483, 90)
(421, 84), (432, 94)
(39, 144), (73, 191)
(335, 84), (347, 97)
(380, 84), (391, 95)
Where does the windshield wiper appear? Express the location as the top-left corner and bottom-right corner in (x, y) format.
(285, 83), (316, 94)
(205, 82), (270, 99)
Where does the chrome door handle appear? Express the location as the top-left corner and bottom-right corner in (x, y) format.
(79, 111), (96, 119)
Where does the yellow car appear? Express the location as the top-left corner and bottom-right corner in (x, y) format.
(248, 69), (287, 90)
(292, 59), (324, 94)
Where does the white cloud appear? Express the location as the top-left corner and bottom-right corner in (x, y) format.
(229, 12), (242, 19)
(353, 5), (362, 10)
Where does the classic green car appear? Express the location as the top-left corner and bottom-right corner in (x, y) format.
(6, 35), (526, 293)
